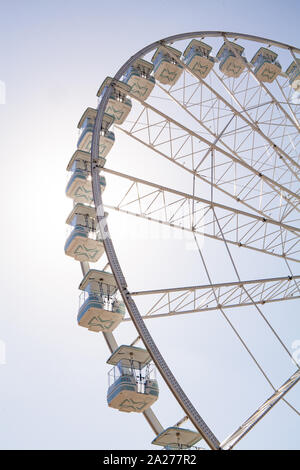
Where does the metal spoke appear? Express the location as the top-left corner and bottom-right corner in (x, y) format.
(102, 167), (300, 262)
(220, 369), (300, 450)
(126, 275), (300, 320)
(158, 43), (300, 179)
(223, 36), (300, 133)
(119, 98), (300, 224)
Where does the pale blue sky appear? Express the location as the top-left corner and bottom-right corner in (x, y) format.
(0, 0), (299, 450)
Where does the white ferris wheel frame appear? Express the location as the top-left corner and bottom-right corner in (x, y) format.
(81, 31), (300, 450)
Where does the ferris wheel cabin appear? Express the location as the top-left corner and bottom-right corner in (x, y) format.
(183, 39), (215, 79)
(151, 426), (202, 450)
(151, 46), (183, 86)
(64, 203), (104, 262)
(77, 269), (125, 332)
(66, 157), (106, 204)
(216, 41), (246, 78)
(251, 47), (282, 83)
(77, 107), (115, 158)
(67, 149), (106, 173)
(286, 59), (300, 92)
(97, 78), (132, 125)
(123, 58), (155, 101)
(107, 345), (159, 413)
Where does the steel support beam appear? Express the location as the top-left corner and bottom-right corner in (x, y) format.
(220, 369), (300, 449)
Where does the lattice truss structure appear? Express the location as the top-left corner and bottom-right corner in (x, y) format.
(128, 276), (300, 320)
(103, 47), (300, 265)
(120, 74), (300, 222)
(103, 167), (300, 262)
(94, 34), (300, 449)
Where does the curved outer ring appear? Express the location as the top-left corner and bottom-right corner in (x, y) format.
(91, 31), (299, 450)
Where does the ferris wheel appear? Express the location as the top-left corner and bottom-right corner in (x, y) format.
(65, 32), (300, 450)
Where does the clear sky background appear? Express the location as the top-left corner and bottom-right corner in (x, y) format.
(0, 0), (299, 450)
